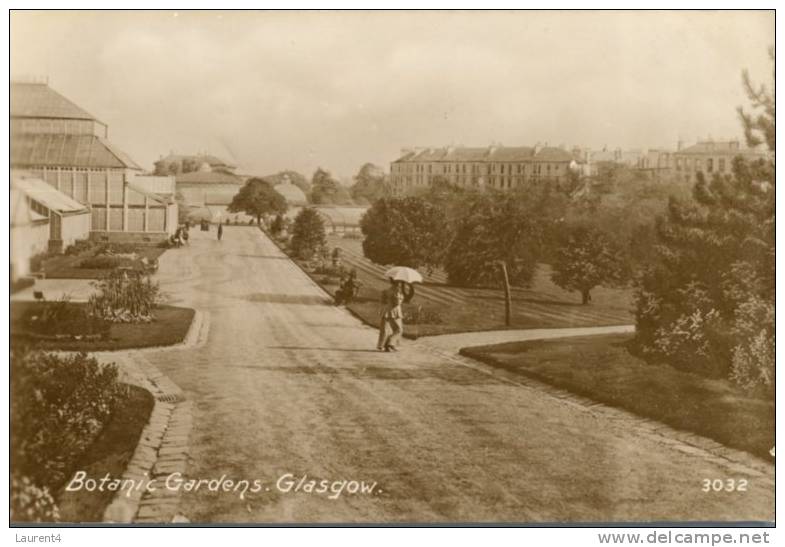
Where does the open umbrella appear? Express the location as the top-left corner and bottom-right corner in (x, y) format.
(384, 266), (423, 284)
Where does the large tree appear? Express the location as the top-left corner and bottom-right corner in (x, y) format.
(444, 189), (562, 288)
(360, 196), (449, 273)
(551, 224), (627, 304)
(350, 163), (390, 205)
(634, 50), (774, 389)
(290, 208), (327, 259)
(228, 178), (287, 225)
(310, 168), (353, 205)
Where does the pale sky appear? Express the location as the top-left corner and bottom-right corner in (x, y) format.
(10, 10), (774, 179)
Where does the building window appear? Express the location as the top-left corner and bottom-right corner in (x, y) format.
(719, 158), (726, 172)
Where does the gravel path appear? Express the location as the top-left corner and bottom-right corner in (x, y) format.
(138, 226), (773, 524)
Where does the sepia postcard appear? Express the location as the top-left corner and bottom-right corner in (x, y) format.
(7, 8), (776, 535)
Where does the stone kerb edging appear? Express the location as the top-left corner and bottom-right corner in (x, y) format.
(98, 310), (208, 523)
(103, 352), (193, 523)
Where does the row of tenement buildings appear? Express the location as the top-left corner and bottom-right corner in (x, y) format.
(388, 140), (770, 196)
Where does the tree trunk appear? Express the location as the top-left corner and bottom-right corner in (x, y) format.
(500, 261), (512, 326)
(581, 288), (592, 305)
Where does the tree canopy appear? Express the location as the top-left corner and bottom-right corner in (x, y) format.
(360, 196), (449, 273)
(310, 168), (353, 205)
(228, 178), (287, 224)
(551, 224), (627, 304)
(444, 190), (559, 288)
(634, 49), (774, 391)
(290, 208), (327, 259)
(350, 163), (390, 205)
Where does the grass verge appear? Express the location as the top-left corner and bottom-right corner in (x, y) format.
(460, 333), (774, 460)
(324, 234), (633, 338)
(11, 302), (195, 351)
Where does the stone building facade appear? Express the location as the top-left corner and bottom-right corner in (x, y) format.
(672, 140), (770, 184)
(389, 145), (576, 196)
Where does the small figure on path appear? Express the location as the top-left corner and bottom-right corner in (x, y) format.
(335, 268), (361, 305)
(217, 222), (223, 241)
(377, 279), (405, 352)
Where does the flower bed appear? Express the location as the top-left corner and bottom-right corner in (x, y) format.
(37, 242), (165, 279)
(11, 302), (195, 351)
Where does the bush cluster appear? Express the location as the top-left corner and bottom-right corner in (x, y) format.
(88, 270), (161, 323)
(11, 348), (123, 521)
(79, 255), (127, 269)
(403, 305), (444, 325)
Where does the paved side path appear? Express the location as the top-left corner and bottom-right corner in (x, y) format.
(136, 226), (772, 524)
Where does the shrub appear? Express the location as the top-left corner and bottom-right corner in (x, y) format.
(22, 297), (108, 337)
(11, 348), (122, 494)
(729, 297), (774, 397)
(403, 305), (444, 325)
(313, 263), (346, 278)
(647, 308), (731, 378)
(10, 474), (60, 523)
(99, 243), (140, 255)
(29, 251), (51, 273)
(270, 214), (285, 236)
(290, 208), (327, 260)
(64, 239), (98, 256)
(79, 255), (126, 269)
(88, 270), (160, 323)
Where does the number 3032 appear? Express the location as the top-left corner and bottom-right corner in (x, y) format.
(702, 479), (748, 492)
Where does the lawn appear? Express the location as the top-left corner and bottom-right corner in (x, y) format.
(56, 385), (155, 522)
(11, 302), (195, 351)
(314, 234), (633, 338)
(460, 333), (774, 460)
(39, 246), (166, 279)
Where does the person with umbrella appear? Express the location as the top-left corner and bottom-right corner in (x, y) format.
(377, 267), (421, 352)
(217, 221), (223, 241)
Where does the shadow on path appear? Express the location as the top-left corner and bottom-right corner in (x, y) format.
(243, 293), (334, 305)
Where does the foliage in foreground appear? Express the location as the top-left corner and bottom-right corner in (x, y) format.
(634, 53), (774, 394)
(11, 348), (123, 522)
